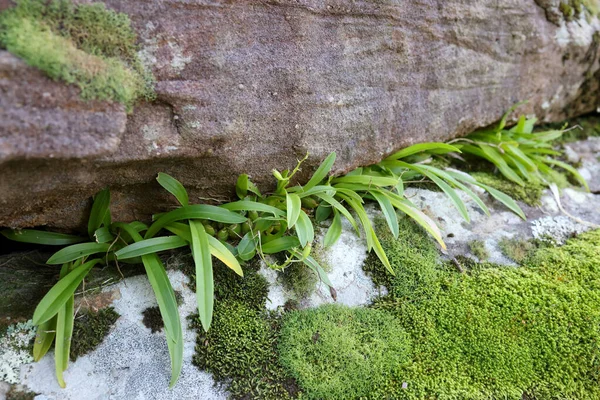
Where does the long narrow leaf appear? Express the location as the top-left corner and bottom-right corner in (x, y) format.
(1, 230), (85, 245)
(32, 259), (101, 325)
(88, 189), (110, 238)
(303, 152), (337, 191)
(261, 236), (301, 254)
(33, 315), (57, 362)
(475, 182), (526, 220)
(543, 158), (590, 191)
(370, 190), (399, 238)
(115, 236), (187, 260)
(385, 142), (461, 160)
(46, 243), (111, 265)
(221, 201), (285, 217)
(323, 211), (342, 248)
(332, 175), (399, 187)
(146, 205), (246, 238)
(157, 173), (189, 206)
(190, 221), (214, 332)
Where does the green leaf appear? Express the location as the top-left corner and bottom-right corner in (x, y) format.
(543, 158), (590, 191)
(163, 223), (244, 277)
(465, 144), (525, 186)
(323, 211), (342, 248)
(88, 189), (111, 238)
(385, 142), (461, 160)
(237, 233), (257, 261)
(190, 221), (214, 332)
(220, 201), (285, 217)
(261, 236), (301, 254)
(295, 210), (314, 247)
(1, 230), (85, 245)
(166, 333), (183, 389)
(314, 193), (359, 234)
(370, 191), (399, 238)
(157, 173), (189, 206)
(370, 228), (394, 276)
(115, 236), (187, 260)
(315, 204), (332, 222)
(286, 193), (302, 228)
(236, 174), (249, 199)
(32, 259), (101, 325)
(146, 205), (246, 238)
(33, 315), (57, 362)
(46, 242), (111, 265)
(303, 152), (337, 191)
(93, 227), (114, 243)
(54, 292), (74, 388)
(331, 175), (399, 187)
(475, 182), (526, 220)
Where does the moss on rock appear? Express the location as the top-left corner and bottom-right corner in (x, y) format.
(278, 305), (412, 400)
(471, 171), (546, 206)
(70, 307), (119, 361)
(0, 0), (153, 111)
(284, 227), (600, 399)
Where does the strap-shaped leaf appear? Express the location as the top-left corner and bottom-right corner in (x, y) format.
(385, 142), (461, 161)
(464, 144), (525, 186)
(221, 201), (285, 217)
(54, 293), (74, 388)
(146, 205), (246, 238)
(543, 158), (590, 192)
(261, 236), (301, 254)
(190, 221), (214, 332)
(32, 259), (100, 325)
(166, 333), (183, 389)
(46, 242), (111, 265)
(115, 236), (187, 260)
(314, 192), (359, 234)
(303, 152), (336, 191)
(286, 193), (302, 228)
(33, 315), (57, 362)
(163, 223), (243, 276)
(370, 190), (399, 238)
(157, 173), (189, 206)
(337, 194), (374, 251)
(474, 182), (526, 220)
(331, 175), (399, 187)
(323, 210), (342, 248)
(315, 204), (332, 222)
(295, 210), (314, 247)
(88, 189), (111, 238)
(1, 229), (85, 245)
(290, 250), (334, 289)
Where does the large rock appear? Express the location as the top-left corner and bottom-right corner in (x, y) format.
(1, 0), (600, 230)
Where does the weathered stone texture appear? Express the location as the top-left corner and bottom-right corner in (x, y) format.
(1, 0), (599, 229)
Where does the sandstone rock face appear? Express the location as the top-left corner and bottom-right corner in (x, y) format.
(1, 0), (599, 230)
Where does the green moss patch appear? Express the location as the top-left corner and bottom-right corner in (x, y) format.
(282, 227), (600, 399)
(70, 307), (119, 361)
(0, 0), (153, 111)
(471, 172), (545, 206)
(468, 239), (489, 261)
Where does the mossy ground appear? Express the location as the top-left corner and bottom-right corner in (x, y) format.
(470, 172), (546, 206)
(185, 256), (298, 399)
(468, 239), (489, 261)
(70, 307), (119, 361)
(278, 220), (600, 399)
(0, 0), (153, 111)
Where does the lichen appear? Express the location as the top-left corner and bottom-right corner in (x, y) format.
(70, 307), (119, 361)
(0, 0), (154, 111)
(0, 320), (35, 384)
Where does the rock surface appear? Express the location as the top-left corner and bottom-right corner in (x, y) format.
(1, 0), (600, 229)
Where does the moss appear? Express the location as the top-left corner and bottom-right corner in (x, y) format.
(141, 306), (164, 333)
(280, 263), (318, 299)
(285, 227), (600, 399)
(468, 239), (489, 261)
(471, 172), (545, 206)
(192, 301), (296, 399)
(363, 215), (442, 301)
(0, 0), (154, 111)
(6, 388), (37, 400)
(498, 237), (540, 264)
(70, 307), (119, 361)
(278, 305), (412, 400)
